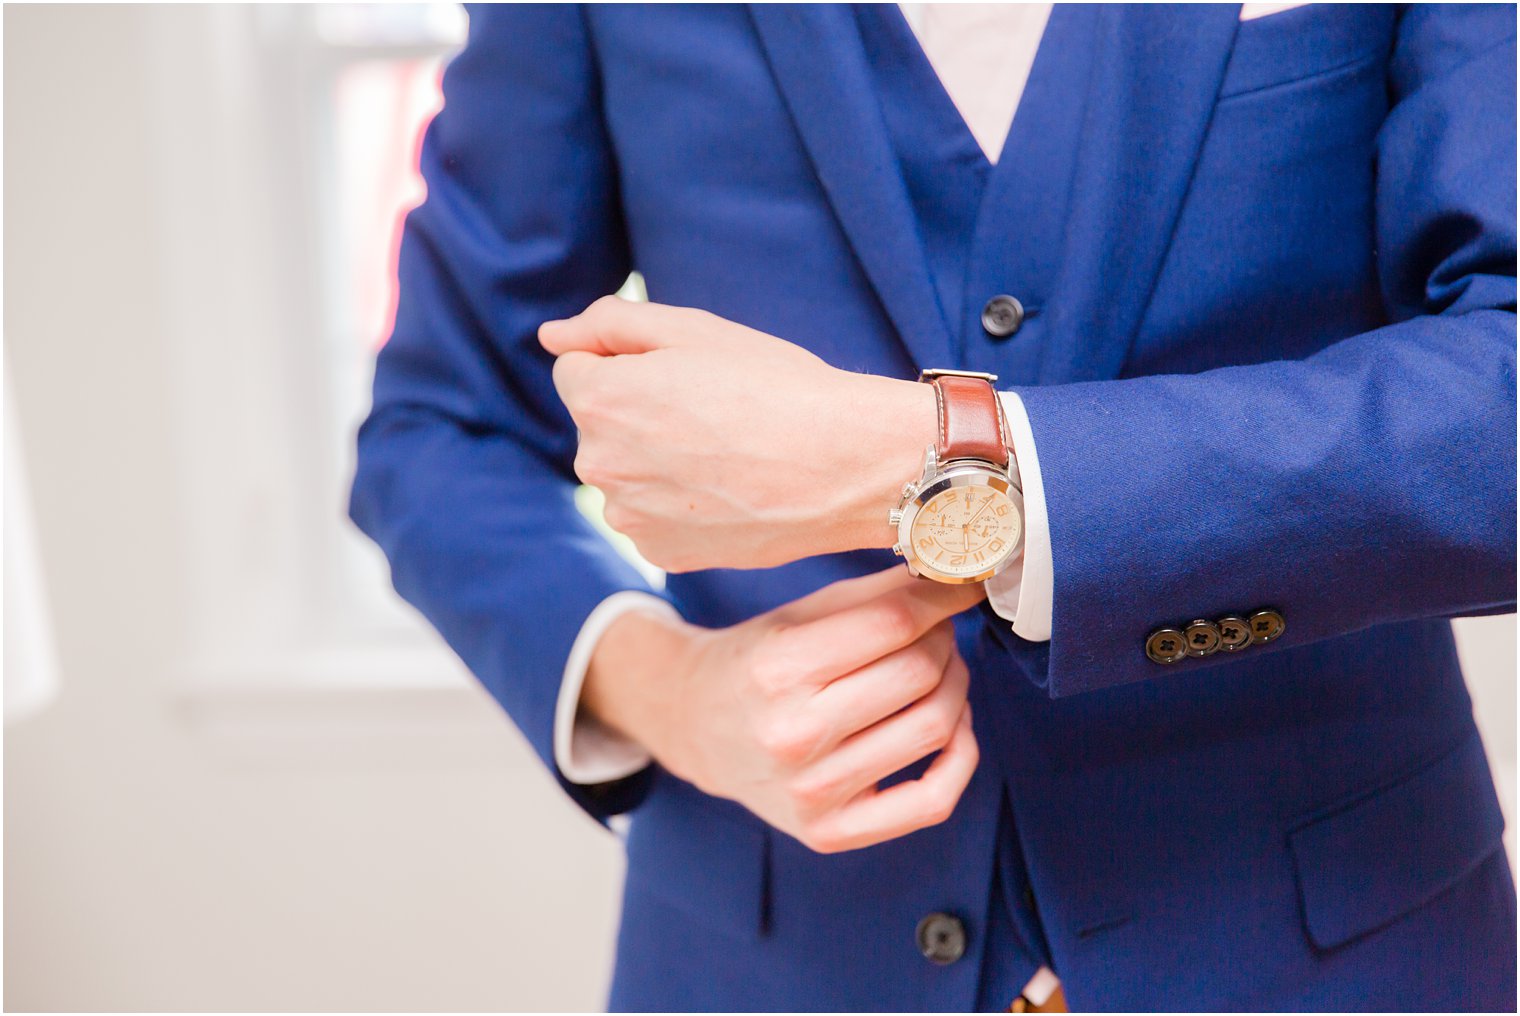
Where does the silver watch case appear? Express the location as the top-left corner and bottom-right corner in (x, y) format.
(890, 446), (1025, 584)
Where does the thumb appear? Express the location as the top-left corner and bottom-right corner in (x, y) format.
(539, 295), (689, 357)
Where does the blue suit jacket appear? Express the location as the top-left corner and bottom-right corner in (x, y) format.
(350, 5), (1518, 1010)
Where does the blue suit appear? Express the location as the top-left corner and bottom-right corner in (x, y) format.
(350, 4), (1517, 1010)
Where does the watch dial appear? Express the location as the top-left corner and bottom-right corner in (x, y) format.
(909, 483), (1021, 578)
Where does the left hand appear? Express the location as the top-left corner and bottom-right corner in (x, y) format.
(539, 296), (934, 572)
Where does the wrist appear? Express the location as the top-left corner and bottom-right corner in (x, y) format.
(582, 607), (700, 757)
(828, 373), (937, 553)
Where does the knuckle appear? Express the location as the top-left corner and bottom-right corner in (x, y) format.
(755, 719), (797, 763)
(786, 772), (834, 813)
(897, 645), (943, 696)
(760, 716), (820, 766)
(599, 498), (636, 534)
(572, 450), (603, 487)
(911, 704), (958, 754)
(573, 448), (621, 490)
(921, 791), (957, 827)
(587, 294), (624, 318)
(749, 632), (799, 696)
(869, 599), (918, 647)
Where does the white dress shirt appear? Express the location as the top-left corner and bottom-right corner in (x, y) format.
(553, 1), (1302, 1004)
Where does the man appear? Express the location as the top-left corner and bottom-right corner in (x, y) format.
(350, 4), (1517, 1011)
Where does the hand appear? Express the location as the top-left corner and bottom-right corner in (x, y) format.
(582, 567), (986, 853)
(539, 296), (935, 572)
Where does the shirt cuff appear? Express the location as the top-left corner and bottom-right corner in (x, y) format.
(985, 390), (1053, 642)
(1022, 967), (1061, 1007)
(553, 590), (677, 785)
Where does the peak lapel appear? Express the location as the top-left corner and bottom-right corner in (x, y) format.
(1038, 6), (1241, 386)
(748, 4), (954, 373)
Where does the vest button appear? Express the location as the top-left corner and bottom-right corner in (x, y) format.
(915, 912), (967, 965)
(981, 295), (1025, 338)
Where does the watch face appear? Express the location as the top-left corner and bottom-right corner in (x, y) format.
(907, 478), (1022, 580)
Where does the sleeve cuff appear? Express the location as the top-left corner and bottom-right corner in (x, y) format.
(985, 390), (1053, 642)
(553, 590), (678, 785)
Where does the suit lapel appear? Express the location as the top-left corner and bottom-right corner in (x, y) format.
(748, 4), (954, 372)
(1036, 5), (1242, 385)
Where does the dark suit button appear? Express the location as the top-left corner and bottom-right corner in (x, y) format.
(981, 295), (1025, 338)
(1248, 609), (1285, 644)
(915, 912), (966, 965)
(1145, 628), (1187, 665)
(1183, 619), (1220, 657)
(1216, 616), (1251, 652)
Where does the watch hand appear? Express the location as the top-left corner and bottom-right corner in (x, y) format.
(964, 496), (995, 529)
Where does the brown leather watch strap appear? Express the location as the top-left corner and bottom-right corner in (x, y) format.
(930, 374), (1011, 468)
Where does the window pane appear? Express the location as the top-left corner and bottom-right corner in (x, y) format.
(332, 56), (446, 352)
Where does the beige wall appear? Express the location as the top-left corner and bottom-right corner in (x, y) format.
(4, 6), (1514, 1012)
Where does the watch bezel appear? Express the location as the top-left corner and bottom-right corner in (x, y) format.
(896, 460), (1025, 584)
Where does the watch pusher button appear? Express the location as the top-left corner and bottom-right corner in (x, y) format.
(901, 482), (918, 499)
(891, 543), (904, 557)
(888, 508), (904, 526)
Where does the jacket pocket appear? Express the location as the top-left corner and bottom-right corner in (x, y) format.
(1288, 731), (1506, 951)
(622, 769), (769, 942)
(1217, 3), (1394, 101)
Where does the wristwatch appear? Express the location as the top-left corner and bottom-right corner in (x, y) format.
(889, 369), (1024, 584)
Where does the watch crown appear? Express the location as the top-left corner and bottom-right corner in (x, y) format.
(888, 508), (904, 526)
(891, 543), (903, 557)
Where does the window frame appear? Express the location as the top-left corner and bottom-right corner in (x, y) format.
(143, 5), (478, 724)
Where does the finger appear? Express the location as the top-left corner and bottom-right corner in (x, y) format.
(539, 296), (703, 357)
(805, 621), (955, 740)
(549, 349), (603, 406)
(808, 707), (978, 853)
(799, 649), (969, 808)
(781, 578), (985, 686)
(768, 566), (918, 624)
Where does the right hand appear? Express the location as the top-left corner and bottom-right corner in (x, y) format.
(582, 567), (986, 853)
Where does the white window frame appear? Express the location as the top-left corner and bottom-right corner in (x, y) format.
(143, 5), (484, 736)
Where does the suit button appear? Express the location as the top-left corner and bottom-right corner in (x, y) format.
(1183, 619), (1221, 657)
(915, 912), (966, 965)
(1248, 609), (1285, 644)
(1145, 627), (1187, 665)
(1216, 615), (1251, 652)
(981, 295), (1025, 338)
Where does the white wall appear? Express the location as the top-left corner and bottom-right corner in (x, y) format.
(4, 6), (1514, 1012)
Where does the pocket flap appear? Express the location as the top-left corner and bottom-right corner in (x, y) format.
(1288, 732), (1505, 950)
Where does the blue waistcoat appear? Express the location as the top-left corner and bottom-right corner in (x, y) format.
(855, 6), (1103, 1002)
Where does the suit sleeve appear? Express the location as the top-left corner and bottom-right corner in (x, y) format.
(348, 5), (663, 819)
(1004, 6), (1517, 698)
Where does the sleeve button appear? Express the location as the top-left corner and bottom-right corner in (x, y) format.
(1183, 619), (1221, 657)
(1248, 609), (1285, 644)
(1215, 616), (1252, 652)
(1145, 628), (1188, 665)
